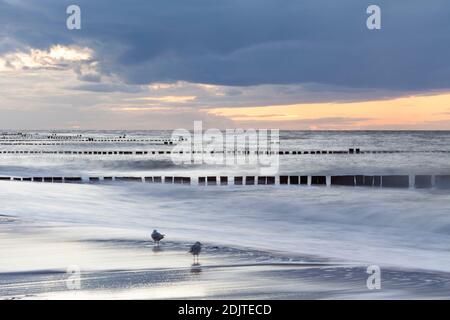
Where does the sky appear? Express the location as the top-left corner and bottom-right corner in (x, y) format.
(1, 0), (450, 130)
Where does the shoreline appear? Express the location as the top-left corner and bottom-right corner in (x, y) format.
(1, 222), (450, 300)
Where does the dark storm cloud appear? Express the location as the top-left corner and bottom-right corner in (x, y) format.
(1, 0), (450, 91)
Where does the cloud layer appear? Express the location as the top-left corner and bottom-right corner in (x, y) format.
(1, 0), (450, 129)
(2, 0), (450, 91)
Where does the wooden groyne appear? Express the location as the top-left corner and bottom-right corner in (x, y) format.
(1, 174), (450, 189)
(1, 148), (450, 156)
(0, 134), (174, 144)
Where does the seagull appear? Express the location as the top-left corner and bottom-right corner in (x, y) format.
(151, 229), (165, 245)
(189, 241), (202, 263)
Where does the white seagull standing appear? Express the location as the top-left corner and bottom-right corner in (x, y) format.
(151, 229), (165, 245)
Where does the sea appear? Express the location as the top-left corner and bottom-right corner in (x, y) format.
(1, 130), (450, 299)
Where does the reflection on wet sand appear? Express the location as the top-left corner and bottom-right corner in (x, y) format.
(190, 263), (202, 274)
(152, 246), (163, 253)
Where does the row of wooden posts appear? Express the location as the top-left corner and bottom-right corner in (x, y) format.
(0, 141), (174, 146)
(1, 175), (449, 189)
(1, 148), (449, 156)
(0, 137), (174, 142)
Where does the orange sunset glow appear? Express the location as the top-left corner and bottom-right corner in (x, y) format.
(206, 92), (450, 130)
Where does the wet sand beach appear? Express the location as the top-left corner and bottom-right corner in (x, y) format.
(1, 221), (450, 300)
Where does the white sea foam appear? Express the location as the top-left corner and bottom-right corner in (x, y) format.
(1, 180), (450, 273)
